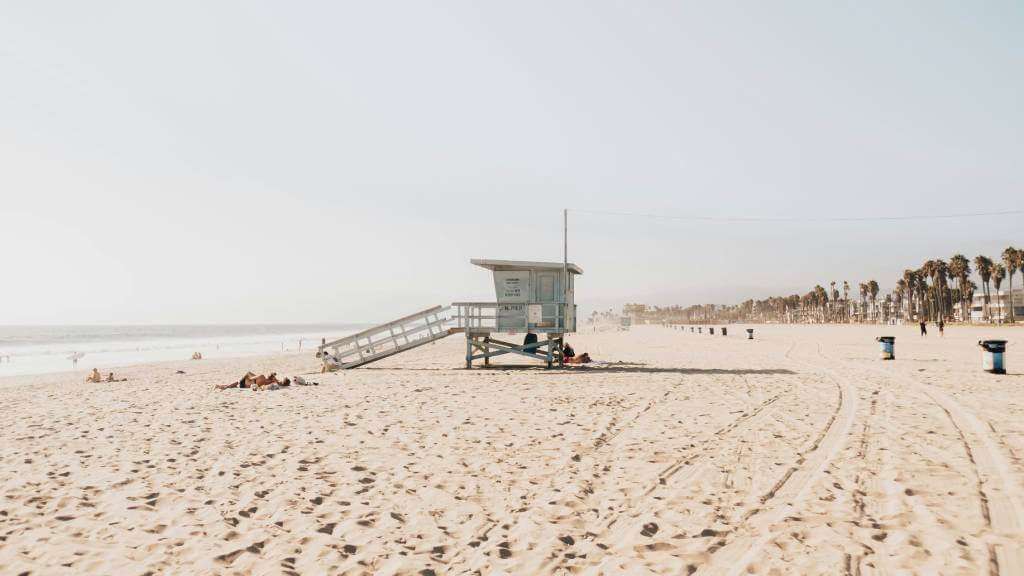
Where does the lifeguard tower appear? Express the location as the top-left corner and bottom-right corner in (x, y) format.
(454, 259), (582, 368)
(316, 258), (582, 370)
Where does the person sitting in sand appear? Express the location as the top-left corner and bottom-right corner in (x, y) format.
(105, 372), (126, 382)
(557, 342), (591, 364)
(321, 355), (340, 373)
(86, 368), (102, 383)
(562, 341), (576, 359)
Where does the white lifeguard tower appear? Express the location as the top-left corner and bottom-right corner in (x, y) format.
(453, 259), (582, 368)
(317, 258), (582, 370)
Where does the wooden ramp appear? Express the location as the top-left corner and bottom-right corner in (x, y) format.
(318, 305), (460, 370)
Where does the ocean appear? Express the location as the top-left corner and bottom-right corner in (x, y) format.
(0, 324), (366, 378)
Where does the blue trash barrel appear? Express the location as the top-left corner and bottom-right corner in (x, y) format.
(746, 329), (754, 340)
(978, 340), (1007, 374)
(876, 336), (895, 360)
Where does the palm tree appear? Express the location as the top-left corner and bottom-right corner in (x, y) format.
(829, 281), (836, 321)
(921, 260), (939, 321)
(858, 283), (869, 322)
(974, 255), (993, 322)
(901, 269), (916, 320)
(934, 260), (948, 320)
(922, 259), (948, 321)
(842, 281), (850, 322)
(868, 280), (879, 323)
(993, 264), (1006, 323)
(916, 269), (929, 321)
(814, 285), (828, 322)
(895, 279), (907, 321)
(1003, 247), (1019, 324)
(949, 254), (971, 322)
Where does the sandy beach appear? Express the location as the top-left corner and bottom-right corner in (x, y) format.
(1, 324), (1022, 575)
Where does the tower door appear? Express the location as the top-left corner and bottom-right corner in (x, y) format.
(535, 272), (561, 329)
(535, 272), (559, 302)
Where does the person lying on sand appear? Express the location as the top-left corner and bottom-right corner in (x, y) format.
(564, 352), (592, 365)
(256, 375), (292, 391)
(86, 368), (102, 383)
(105, 372), (127, 382)
(559, 341), (591, 363)
(257, 374), (293, 390)
(217, 372), (292, 391)
(251, 372), (279, 391)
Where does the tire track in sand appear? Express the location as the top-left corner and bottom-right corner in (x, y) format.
(605, 343), (801, 520)
(565, 340), (827, 574)
(452, 338), (806, 573)
(537, 384), (793, 574)
(856, 361), (1024, 575)
(696, 341), (858, 576)
(443, 381), (683, 572)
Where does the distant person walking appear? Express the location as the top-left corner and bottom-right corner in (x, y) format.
(938, 320), (945, 337)
(919, 321), (927, 337)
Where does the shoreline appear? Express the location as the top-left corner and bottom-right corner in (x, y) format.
(0, 324), (364, 380)
(0, 349), (316, 391)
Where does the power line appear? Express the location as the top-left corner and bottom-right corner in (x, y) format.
(570, 208), (1024, 223)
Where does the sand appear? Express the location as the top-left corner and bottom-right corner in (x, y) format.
(1, 324), (1022, 575)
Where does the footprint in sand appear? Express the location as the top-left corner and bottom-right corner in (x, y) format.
(640, 522), (659, 537)
(214, 548), (244, 565)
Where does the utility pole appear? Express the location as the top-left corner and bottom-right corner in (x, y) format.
(563, 208), (568, 325)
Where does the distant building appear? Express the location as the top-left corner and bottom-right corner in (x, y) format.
(967, 288), (1024, 323)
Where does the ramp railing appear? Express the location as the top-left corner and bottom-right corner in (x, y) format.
(319, 305), (455, 369)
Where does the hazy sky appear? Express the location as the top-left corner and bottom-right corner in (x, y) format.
(2, 2), (1021, 324)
